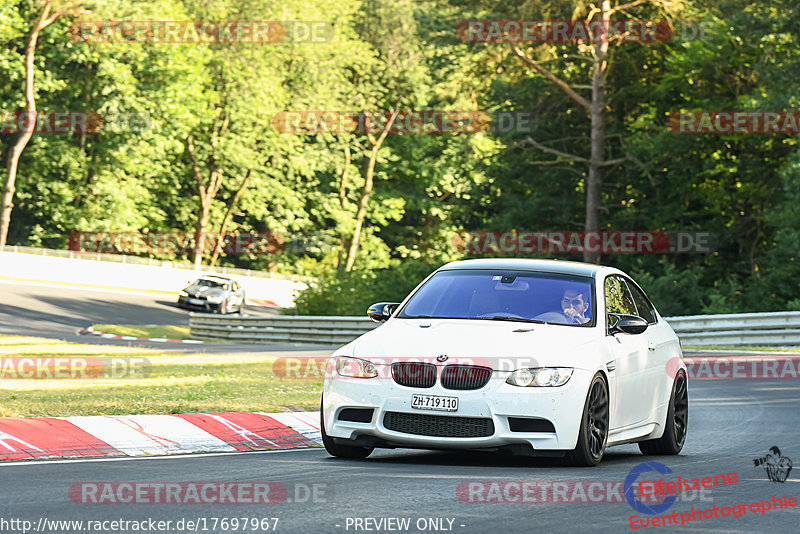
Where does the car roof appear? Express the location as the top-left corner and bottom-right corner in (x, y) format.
(437, 258), (604, 277)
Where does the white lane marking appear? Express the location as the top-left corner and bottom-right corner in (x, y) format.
(63, 415), (236, 456)
(0, 446), (321, 467)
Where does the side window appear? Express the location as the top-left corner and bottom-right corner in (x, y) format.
(626, 279), (656, 324)
(604, 276), (637, 316)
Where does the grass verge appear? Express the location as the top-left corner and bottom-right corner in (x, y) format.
(0, 335), (328, 417)
(92, 324), (192, 340)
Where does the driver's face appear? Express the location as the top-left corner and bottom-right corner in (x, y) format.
(562, 290), (588, 314)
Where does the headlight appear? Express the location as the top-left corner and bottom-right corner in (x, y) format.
(206, 295), (224, 303)
(336, 357), (378, 378)
(506, 367), (573, 387)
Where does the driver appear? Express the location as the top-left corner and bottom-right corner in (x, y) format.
(561, 288), (590, 324)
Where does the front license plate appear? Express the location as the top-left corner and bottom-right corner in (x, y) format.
(411, 394), (458, 412)
(188, 298), (204, 305)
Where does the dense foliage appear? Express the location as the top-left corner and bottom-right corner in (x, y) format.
(2, 0), (799, 316)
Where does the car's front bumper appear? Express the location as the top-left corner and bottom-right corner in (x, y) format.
(322, 367), (595, 453)
(177, 296), (224, 312)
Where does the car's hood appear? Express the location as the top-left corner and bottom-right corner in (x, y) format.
(347, 318), (601, 371)
(184, 285), (225, 297)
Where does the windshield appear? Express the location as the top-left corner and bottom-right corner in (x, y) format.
(194, 279), (227, 288)
(397, 269), (595, 326)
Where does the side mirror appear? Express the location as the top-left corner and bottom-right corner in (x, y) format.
(609, 313), (648, 335)
(367, 302), (400, 323)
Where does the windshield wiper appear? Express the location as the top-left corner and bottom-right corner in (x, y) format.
(477, 316), (545, 324)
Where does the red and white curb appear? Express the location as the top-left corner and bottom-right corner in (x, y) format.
(78, 326), (204, 344)
(247, 299), (280, 308)
(0, 411), (321, 461)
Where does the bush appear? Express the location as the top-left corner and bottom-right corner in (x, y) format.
(289, 261), (440, 316)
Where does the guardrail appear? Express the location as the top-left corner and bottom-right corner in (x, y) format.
(189, 314), (379, 345)
(665, 311), (800, 346)
(190, 311), (800, 347)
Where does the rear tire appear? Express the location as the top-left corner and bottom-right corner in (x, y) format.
(565, 374), (609, 467)
(219, 301), (228, 315)
(320, 401), (374, 459)
(639, 370), (688, 455)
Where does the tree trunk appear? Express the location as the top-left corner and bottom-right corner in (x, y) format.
(186, 134), (223, 269)
(337, 141), (351, 270)
(583, 0), (610, 264)
(194, 201), (210, 269)
(344, 109), (399, 272)
(0, 1), (55, 248)
(210, 170), (251, 266)
(186, 106), (227, 269)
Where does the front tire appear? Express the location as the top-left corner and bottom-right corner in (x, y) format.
(639, 370), (688, 455)
(565, 374), (609, 467)
(320, 401), (373, 459)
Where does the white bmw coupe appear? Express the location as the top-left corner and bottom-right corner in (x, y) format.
(321, 259), (688, 466)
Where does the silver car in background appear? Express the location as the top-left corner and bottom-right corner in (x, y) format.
(177, 275), (245, 314)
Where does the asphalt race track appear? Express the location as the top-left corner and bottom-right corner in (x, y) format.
(0, 281), (315, 353)
(1, 280), (799, 533)
(1, 378), (798, 534)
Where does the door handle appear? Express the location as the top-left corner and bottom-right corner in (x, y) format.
(648, 340), (656, 351)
